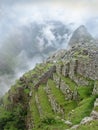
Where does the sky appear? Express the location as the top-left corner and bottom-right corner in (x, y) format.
(0, 0), (98, 38)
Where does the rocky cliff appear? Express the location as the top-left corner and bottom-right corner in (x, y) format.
(0, 25), (98, 130)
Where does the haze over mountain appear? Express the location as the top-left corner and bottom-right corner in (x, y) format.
(0, 21), (72, 95)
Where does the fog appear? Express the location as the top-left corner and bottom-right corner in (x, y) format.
(0, 0), (98, 95)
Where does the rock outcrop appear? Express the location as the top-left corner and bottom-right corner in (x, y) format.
(69, 25), (95, 47)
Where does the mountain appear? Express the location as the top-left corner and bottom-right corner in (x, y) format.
(0, 25), (98, 130)
(69, 25), (95, 47)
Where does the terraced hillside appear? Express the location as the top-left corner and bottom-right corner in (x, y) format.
(0, 26), (98, 130)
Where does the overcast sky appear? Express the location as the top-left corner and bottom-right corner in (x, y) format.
(1, 0), (98, 22)
(0, 0), (98, 40)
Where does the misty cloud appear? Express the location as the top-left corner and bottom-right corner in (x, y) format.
(0, 0), (98, 96)
(0, 20), (72, 95)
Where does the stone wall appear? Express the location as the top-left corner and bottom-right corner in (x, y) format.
(59, 80), (73, 100)
(76, 52), (98, 80)
(55, 57), (97, 86)
(92, 81), (98, 95)
(53, 73), (61, 88)
(91, 98), (98, 119)
(35, 94), (43, 117)
(53, 73), (79, 100)
(45, 83), (64, 115)
(56, 64), (63, 75)
(69, 59), (78, 79)
(71, 75), (89, 86)
(35, 66), (56, 89)
(62, 62), (70, 77)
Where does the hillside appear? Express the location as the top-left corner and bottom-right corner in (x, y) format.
(0, 26), (98, 130)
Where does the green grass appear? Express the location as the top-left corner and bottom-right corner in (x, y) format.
(73, 48), (90, 61)
(2, 93), (10, 105)
(33, 63), (53, 76)
(78, 86), (93, 99)
(69, 96), (96, 124)
(23, 63), (54, 86)
(1, 59), (97, 130)
(30, 85), (70, 130)
(77, 77), (94, 100)
(94, 106), (98, 112)
(55, 73), (77, 91)
(23, 63), (49, 79)
(61, 76), (77, 90)
(75, 120), (98, 130)
(24, 88), (30, 94)
(76, 73), (94, 86)
(0, 107), (11, 119)
(33, 122), (69, 130)
(48, 79), (77, 118)
(30, 90), (40, 127)
(36, 123), (69, 130)
(48, 79), (66, 106)
(36, 85), (54, 117)
(33, 116), (69, 130)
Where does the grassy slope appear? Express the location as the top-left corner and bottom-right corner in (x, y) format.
(76, 120), (98, 130)
(36, 84), (54, 117)
(69, 96), (95, 124)
(48, 79), (78, 119)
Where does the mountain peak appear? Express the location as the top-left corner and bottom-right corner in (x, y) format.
(77, 25), (87, 29)
(75, 25), (88, 34)
(68, 25), (94, 47)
